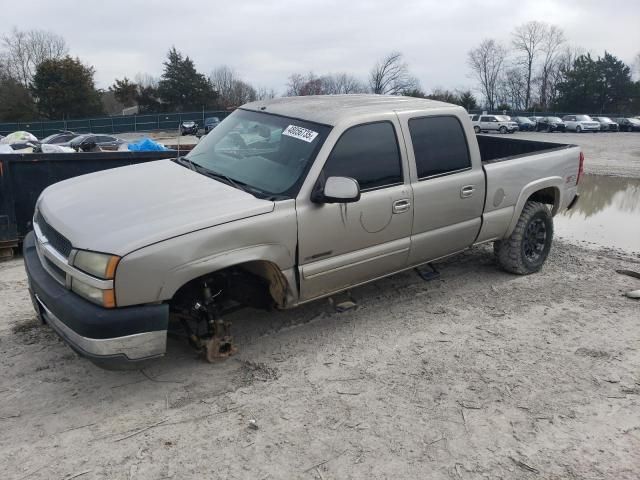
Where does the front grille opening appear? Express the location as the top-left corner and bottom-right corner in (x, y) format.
(35, 211), (73, 258)
(43, 256), (66, 284)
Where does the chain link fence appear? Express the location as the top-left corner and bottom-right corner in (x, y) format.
(0, 110), (231, 139)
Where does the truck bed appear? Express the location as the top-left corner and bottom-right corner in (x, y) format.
(476, 134), (575, 163)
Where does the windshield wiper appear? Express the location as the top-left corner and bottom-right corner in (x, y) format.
(173, 156), (197, 171)
(173, 156), (272, 199)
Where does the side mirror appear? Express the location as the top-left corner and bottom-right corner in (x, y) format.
(313, 176), (361, 204)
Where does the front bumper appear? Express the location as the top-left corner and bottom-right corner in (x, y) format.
(23, 231), (169, 369)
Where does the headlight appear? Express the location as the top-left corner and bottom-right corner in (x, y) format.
(71, 278), (116, 308)
(73, 250), (120, 279)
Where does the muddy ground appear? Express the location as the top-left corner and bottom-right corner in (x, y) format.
(2, 132), (640, 478)
(1, 240), (639, 479)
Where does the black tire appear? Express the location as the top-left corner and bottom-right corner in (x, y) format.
(494, 201), (553, 275)
(499, 126), (507, 134)
(474, 126), (480, 134)
(576, 125), (582, 133)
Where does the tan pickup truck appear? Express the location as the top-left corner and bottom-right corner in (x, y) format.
(24, 95), (582, 368)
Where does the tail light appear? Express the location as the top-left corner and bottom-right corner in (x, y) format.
(577, 151), (584, 184)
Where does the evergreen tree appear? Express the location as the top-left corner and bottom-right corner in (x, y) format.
(31, 56), (104, 119)
(0, 75), (37, 121)
(110, 77), (138, 107)
(157, 47), (217, 111)
(458, 90), (478, 111)
(555, 52), (636, 113)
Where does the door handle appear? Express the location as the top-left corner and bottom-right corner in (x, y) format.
(393, 199), (411, 214)
(460, 185), (475, 198)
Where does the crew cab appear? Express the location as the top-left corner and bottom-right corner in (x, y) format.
(24, 95), (582, 368)
(471, 114), (518, 134)
(562, 115), (600, 133)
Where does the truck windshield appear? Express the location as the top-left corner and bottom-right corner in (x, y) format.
(186, 109), (331, 198)
(576, 115), (592, 121)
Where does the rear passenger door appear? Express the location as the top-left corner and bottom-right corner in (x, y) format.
(480, 116), (497, 131)
(398, 114), (485, 265)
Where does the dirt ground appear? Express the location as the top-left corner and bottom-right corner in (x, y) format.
(2, 132), (640, 479)
(1, 240), (639, 479)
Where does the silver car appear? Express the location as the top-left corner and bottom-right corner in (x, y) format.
(562, 115), (601, 133)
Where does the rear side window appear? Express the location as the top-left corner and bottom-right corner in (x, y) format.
(409, 116), (471, 179)
(471, 115), (479, 121)
(323, 122), (402, 191)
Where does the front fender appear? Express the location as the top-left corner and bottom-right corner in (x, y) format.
(114, 201), (298, 306)
(158, 243), (293, 300)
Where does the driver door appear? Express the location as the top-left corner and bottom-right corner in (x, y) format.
(296, 120), (413, 301)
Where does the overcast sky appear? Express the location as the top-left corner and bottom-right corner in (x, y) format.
(2, 0), (639, 93)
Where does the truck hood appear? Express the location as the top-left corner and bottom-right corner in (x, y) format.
(39, 160), (275, 256)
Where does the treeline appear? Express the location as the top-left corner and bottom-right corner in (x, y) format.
(2, 24), (639, 123)
(467, 21), (640, 113)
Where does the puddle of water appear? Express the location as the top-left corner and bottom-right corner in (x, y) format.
(554, 174), (640, 253)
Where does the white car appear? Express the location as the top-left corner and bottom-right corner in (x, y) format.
(562, 115), (600, 133)
(471, 114), (518, 134)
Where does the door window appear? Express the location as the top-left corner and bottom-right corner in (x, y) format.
(409, 116), (471, 179)
(322, 122), (402, 191)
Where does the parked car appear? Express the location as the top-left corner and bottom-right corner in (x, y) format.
(536, 117), (566, 132)
(25, 95), (582, 368)
(204, 117), (221, 133)
(472, 114), (518, 134)
(180, 121), (199, 135)
(528, 116), (544, 128)
(591, 117), (619, 132)
(66, 134), (124, 151)
(40, 131), (79, 144)
(562, 115), (600, 133)
(512, 116), (536, 131)
(614, 117), (640, 132)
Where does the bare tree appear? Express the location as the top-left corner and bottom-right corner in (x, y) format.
(369, 51), (419, 95)
(545, 45), (584, 108)
(1, 27), (67, 87)
(497, 67), (527, 110)
(285, 72), (323, 96)
(134, 72), (158, 89)
(256, 87), (277, 100)
(286, 72), (367, 96)
(634, 52), (640, 80)
(468, 39), (506, 110)
(511, 21), (547, 109)
(286, 73), (307, 96)
(322, 73), (367, 94)
(537, 25), (566, 108)
(210, 65), (257, 107)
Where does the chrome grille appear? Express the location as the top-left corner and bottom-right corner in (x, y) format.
(35, 211), (73, 258)
(43, 256), (67, 284)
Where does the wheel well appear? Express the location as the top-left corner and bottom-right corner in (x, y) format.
(528, 187), (559, 214)
(170, 260), (290, 310)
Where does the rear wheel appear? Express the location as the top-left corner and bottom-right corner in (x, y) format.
(576, 125), (582, 133)
(474, 126), (481, 134)
(494, 201), (553, 275)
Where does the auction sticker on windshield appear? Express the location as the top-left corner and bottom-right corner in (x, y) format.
(282, 125), (318, 143)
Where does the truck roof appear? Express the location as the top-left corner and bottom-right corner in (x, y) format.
(241, 94), (460, 126)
